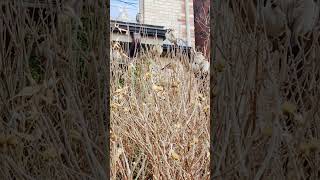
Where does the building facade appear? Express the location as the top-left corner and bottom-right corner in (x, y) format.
(138, 0), (195, 47)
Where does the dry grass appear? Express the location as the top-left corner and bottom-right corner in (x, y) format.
(110, 46), (210, 179)
(212, 1), (320, 179)
(0, 1), (108, 179)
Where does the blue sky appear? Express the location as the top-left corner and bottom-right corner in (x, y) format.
(110, 0), (139, 22)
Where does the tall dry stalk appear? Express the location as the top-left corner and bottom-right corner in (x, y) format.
(110, 42), (210, 179)
(0, 1), (108, 179)
(194, 0), (210, 59)
(212, 1), (320, 179)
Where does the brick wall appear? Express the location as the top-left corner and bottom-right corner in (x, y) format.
(142, 0), (195, 47)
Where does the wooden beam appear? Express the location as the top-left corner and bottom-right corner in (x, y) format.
(111, 32), (165, 45)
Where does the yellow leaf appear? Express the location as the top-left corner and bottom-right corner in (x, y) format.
(152, 85), (164, 92)
(157, 92), (166, 100)
(198, 94), (206, 102)
(298, 140), (320, 154)
(145, 72), (152, 80)
(115, 86), (128, 94)
(123, 107), (130, 113)
(203, 105), (210, 113)
(189, 137), (199, 147)
(169, 150), (180, 161)
(111, 103), (122, 109)
(261, 127), (273, 137)
(110, 132), (117, 142)
(115, 89), (123, 94)
(281, 102), (296, 115)
(171, 80), (180, 88)
(6, 135), (18, 146)
(70, 130), (81, 140)
(174, 123), (182, 129)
